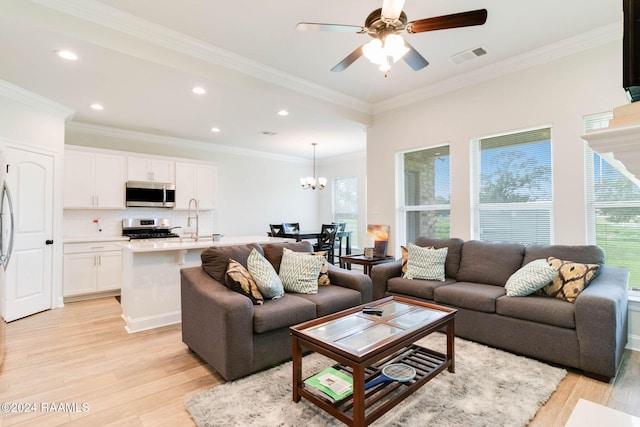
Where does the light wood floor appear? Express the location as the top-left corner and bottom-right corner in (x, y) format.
(0, 297), (638, 426)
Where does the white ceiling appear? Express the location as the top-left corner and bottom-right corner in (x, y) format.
(0, 0), (622, 159)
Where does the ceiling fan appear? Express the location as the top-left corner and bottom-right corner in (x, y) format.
(297, 0), (488, 75)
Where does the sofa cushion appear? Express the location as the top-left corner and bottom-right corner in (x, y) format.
(504, 259), (557, 297)
(248, 249), (285, 299)
(456, 240), (525, 286)
(539, 257), (600, 303)
(312, 251), (332, 286)
(224, 259), (264, 305)
(522, 244), (605, 266)
(296, 285), (363, 317)
(496, 295), (576, 329)
(253, 294), (317, 333)
(414, 237), (464, 279)
(262, 241), (314, 273)
(387, 276), (456, 301)
(279, 248), (323, 294)
(404, 244), (448, 281)
(434, 282), (506, 313)
(201, 243), (263, 283)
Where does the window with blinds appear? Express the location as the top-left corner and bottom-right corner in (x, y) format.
(399, 145), (450, 243)
(472, 127), (552, 244)
(584, 112), (640, 293)
(332, 176), (359, 247)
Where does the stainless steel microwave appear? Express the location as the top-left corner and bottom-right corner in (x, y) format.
(125, 181), (176, 208)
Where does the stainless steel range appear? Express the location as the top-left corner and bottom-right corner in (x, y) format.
(122, 218), (180, 241)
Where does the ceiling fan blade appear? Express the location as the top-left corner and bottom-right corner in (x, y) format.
(381, 0), (406, 22)
(331, 45), (364, 72)
(403, 42), (429, 71)
(406, 9), (488, 34)
(297, 22), (365, 33)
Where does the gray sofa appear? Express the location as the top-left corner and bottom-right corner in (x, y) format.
(181, 240), (372, 381)
(371, 237), (629, 381)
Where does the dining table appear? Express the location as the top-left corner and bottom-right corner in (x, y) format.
(268, 230), (352, 256)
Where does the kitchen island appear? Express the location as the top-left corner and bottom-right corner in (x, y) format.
(120, 235), (291, 333)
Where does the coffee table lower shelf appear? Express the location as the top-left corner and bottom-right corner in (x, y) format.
(300, 344), (449, 425)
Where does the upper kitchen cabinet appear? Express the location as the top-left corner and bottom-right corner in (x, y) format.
(64, 149), (125, 209)
(127, 156), (175, 183)
(175, 162), (217, 210)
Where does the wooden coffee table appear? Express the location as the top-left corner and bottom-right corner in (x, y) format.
(290, 296), (456, 427)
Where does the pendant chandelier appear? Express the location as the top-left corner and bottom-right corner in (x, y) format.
(300, 143), (327, 190)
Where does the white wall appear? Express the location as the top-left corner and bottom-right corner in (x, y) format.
(65, 125), (367, 237)
(367, 41), (628, 253)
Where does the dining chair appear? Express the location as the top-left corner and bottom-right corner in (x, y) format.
(283, 223), (300, 234)
(332, 222), (347, 261)
(314, 224), (338, 264)
(269, 224), (284, 237)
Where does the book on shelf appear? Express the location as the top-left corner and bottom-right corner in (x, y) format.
(303, 367), (353, 403)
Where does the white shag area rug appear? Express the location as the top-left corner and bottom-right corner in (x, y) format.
(185, 334), (566, 426)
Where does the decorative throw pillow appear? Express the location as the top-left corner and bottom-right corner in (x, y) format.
(401, 245), (408, 275)
(279, 248), (323, 294)
(404, 244), (448, 281)
(310, 251), (331, 286)
(247, 248), (285, 299)
(505, 259), (557, 297)
(540, 257), (600, 303)
(225, 259), (263, 305)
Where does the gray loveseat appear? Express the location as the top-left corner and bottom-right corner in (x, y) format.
(181, 240), (373, 381)
(371, 237), (629, 380)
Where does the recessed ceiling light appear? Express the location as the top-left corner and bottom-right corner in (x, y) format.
(90, 103), (104, 110)
(192, 87), (206, 95)
(210, 127), (221, 133)
(277, 110), (289, 116)
(55, 50), (78, 61)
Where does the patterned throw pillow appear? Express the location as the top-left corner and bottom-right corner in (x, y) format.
(401, 245), (434, 277)
(505, 259), (557, 297)
(247, 248), (285, 299)
(279, 248), (323, 294)
(404, 244), (448, 281)
(225, 259), (264, 305)
(540, 257), (600, 303)
(310, 251), (331, 286)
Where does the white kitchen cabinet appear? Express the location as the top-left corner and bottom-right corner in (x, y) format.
(175, 162), (217, 210)
(64, 150), (125, 208)
(63, 242), (123, 298)
(127, 157), (175, 183)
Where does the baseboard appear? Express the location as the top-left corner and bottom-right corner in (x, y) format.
(121, 311), (181, 333)
(626, 333), (640, 352)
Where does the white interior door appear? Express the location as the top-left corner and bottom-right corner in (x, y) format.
(2, 147), (53, 322)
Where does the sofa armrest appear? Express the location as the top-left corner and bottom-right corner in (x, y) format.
(575, 265), (629, 379)
(327, 264), (373, 303)
(180, 266), (255, 380)
(370, 260), (403, 301)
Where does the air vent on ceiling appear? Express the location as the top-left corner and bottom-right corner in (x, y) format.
(450, 47), (487, 64)
(257, 130), (278, 136)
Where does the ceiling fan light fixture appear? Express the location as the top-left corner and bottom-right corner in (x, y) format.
(384, 34), (409, 63)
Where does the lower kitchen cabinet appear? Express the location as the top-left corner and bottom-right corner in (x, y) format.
(63, 242), (123, 299)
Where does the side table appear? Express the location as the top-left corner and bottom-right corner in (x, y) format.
(339, 254), (396, 277)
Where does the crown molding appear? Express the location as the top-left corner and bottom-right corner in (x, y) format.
(0, 79), (75, 118)
(66, 122), (307, 163)
(374, 22), (622, 114)
(33, 0), (372, 116)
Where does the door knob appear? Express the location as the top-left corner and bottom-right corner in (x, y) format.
(45, 239), (54, 245)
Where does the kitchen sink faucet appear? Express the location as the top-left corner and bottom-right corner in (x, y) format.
(187, 198), (199, 241)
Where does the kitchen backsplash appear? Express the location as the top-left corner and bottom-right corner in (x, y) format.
(63, 208), (216, 239)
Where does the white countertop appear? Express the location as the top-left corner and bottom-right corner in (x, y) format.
(64, 236), (130, 244)
(120, 235), (293, 253)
